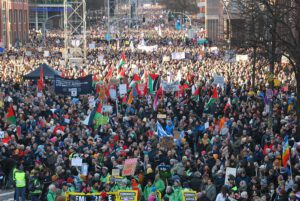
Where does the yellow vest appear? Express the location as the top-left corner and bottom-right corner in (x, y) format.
(14, 171), (26, 188)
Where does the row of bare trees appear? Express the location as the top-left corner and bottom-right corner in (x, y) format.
(235, 0), (300, 134)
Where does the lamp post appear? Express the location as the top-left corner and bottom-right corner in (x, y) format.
(43, 14), (62, 46)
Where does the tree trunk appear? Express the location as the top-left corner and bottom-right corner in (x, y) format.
(296, 59), (300, 139)
(252, 46), (257, 89)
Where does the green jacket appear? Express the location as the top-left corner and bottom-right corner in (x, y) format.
(172, 186), (183, 201)
(110, 184), (120, 192)
(154, 179), (165, 193)
(144, 185), (154, 201)
(47, 190), (57, 201)
(100, 173), (110, 183)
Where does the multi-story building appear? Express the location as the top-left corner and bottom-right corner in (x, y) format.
(28, 0), (64, 31)
(202, 0), (245, 45)
(0, 0), (29, 49)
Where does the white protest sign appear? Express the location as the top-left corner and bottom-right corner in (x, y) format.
(0, 131), (4, 138)
(89, 43), (95, 49)
(236, 54), (249, 62)
(204, 122), (209, 129)
(137, 45), (158, 52)
(98, 54), (104, 62)
(81, 163), (88, 176)
(163, 56), (170, 62)
(225, 167), (237, 184)
(225, 50), (236, 63)
(213, 75), (225, 86)
(71, 157), (83, 166)
(109, 88), (117, 100)
(102, 105), (113, 113)
(119, 84), (127, 95)
(25, 51), (32, 56)
(44, 51), (50, 57)
(172, 52), (185, 60)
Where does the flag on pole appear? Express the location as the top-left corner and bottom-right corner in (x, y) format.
(105, 66), (114, 81)
(191, 86), (200, 101)
(224, 98), (231, 112)
(282, 136), (290, 167)
(92, 73), (98, 87)
(206, 88), (218, 108)
(117, 67), (125, 79)
(129, 74), (141, 88)
(156, 122), (172, 138)
(148, 74), (160, 94)
(153, 90), (159, 111)
(6, 104), (16, 125)
(127, 90), (134, 105)
(117, 53), (126, 69)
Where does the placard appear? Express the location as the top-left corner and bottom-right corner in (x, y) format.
(225, 167), (237, 184)
(71, 157), (83, 167)
(44, 51), (50, 57)
(182, 191), (197, 201)
(119, 84), (127, 95)
(89, 43), (95, 49)
(157, 114), (167, 119)
(118, 190), (138, 201)
(163, 56), (170, 62)
(25, 51), (32, 56)
(0, 131), (4, 138)
(224, 50), (236, 63)
(213, 75), (225, 86)
(81, 163), (88, 176)
(112, 169), (120, 176)
(172, 52), (185, 60)
(204, 122), (209, 129)
(102, 105), (113, 113)
(122, 158), (138, 176)
(236, 54), (249, 61)
(173, 131), (181, 140)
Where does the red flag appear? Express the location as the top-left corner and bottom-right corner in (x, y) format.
(37, 66), (44, 92)
(96, 102), (102, 114)
(105, 67), (113, 81)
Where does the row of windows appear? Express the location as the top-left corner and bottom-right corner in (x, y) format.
(8, 9), (27, 24)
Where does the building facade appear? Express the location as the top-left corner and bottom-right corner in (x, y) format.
(202, 0), (244, 45)
(29, 0), (64, 31)
(0, 0), (29, 49)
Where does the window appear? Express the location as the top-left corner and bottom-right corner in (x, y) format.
(19, 10), (22, 23)
(14, 10), (17, 24)
(9, 10), (12, 23)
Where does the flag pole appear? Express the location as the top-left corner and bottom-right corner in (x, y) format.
(289, 147), (293, 178)
(116, 98), (118, 116)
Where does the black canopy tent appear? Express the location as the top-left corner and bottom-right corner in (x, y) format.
(23, 63), (60, 80)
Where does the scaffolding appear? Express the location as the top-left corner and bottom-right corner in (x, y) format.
(106, 0), (139, 34)
(64, 0), (87, 66)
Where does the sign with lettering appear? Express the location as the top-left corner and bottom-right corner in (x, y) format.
(161, 80), (180, 92)
(122, 158), (138, 176)
(54, 75), (93, 96)
(66, 192), (116, 201)
(118, 190), (138, 201)
(213, 75), (225, 86)
(182, 191), (197, 201)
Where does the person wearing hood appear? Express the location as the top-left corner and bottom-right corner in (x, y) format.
(154, 174), (165, 194)
(172, 179), (183, 201)
(47, 184), (57, 201)
(144, 178), (155, 201)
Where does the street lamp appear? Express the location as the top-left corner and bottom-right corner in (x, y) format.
(43, 15), (63, 46)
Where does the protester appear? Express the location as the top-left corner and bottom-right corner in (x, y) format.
(0, 8), (299, 201)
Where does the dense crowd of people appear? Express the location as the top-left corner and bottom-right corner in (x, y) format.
(0, 10), (299, 201)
